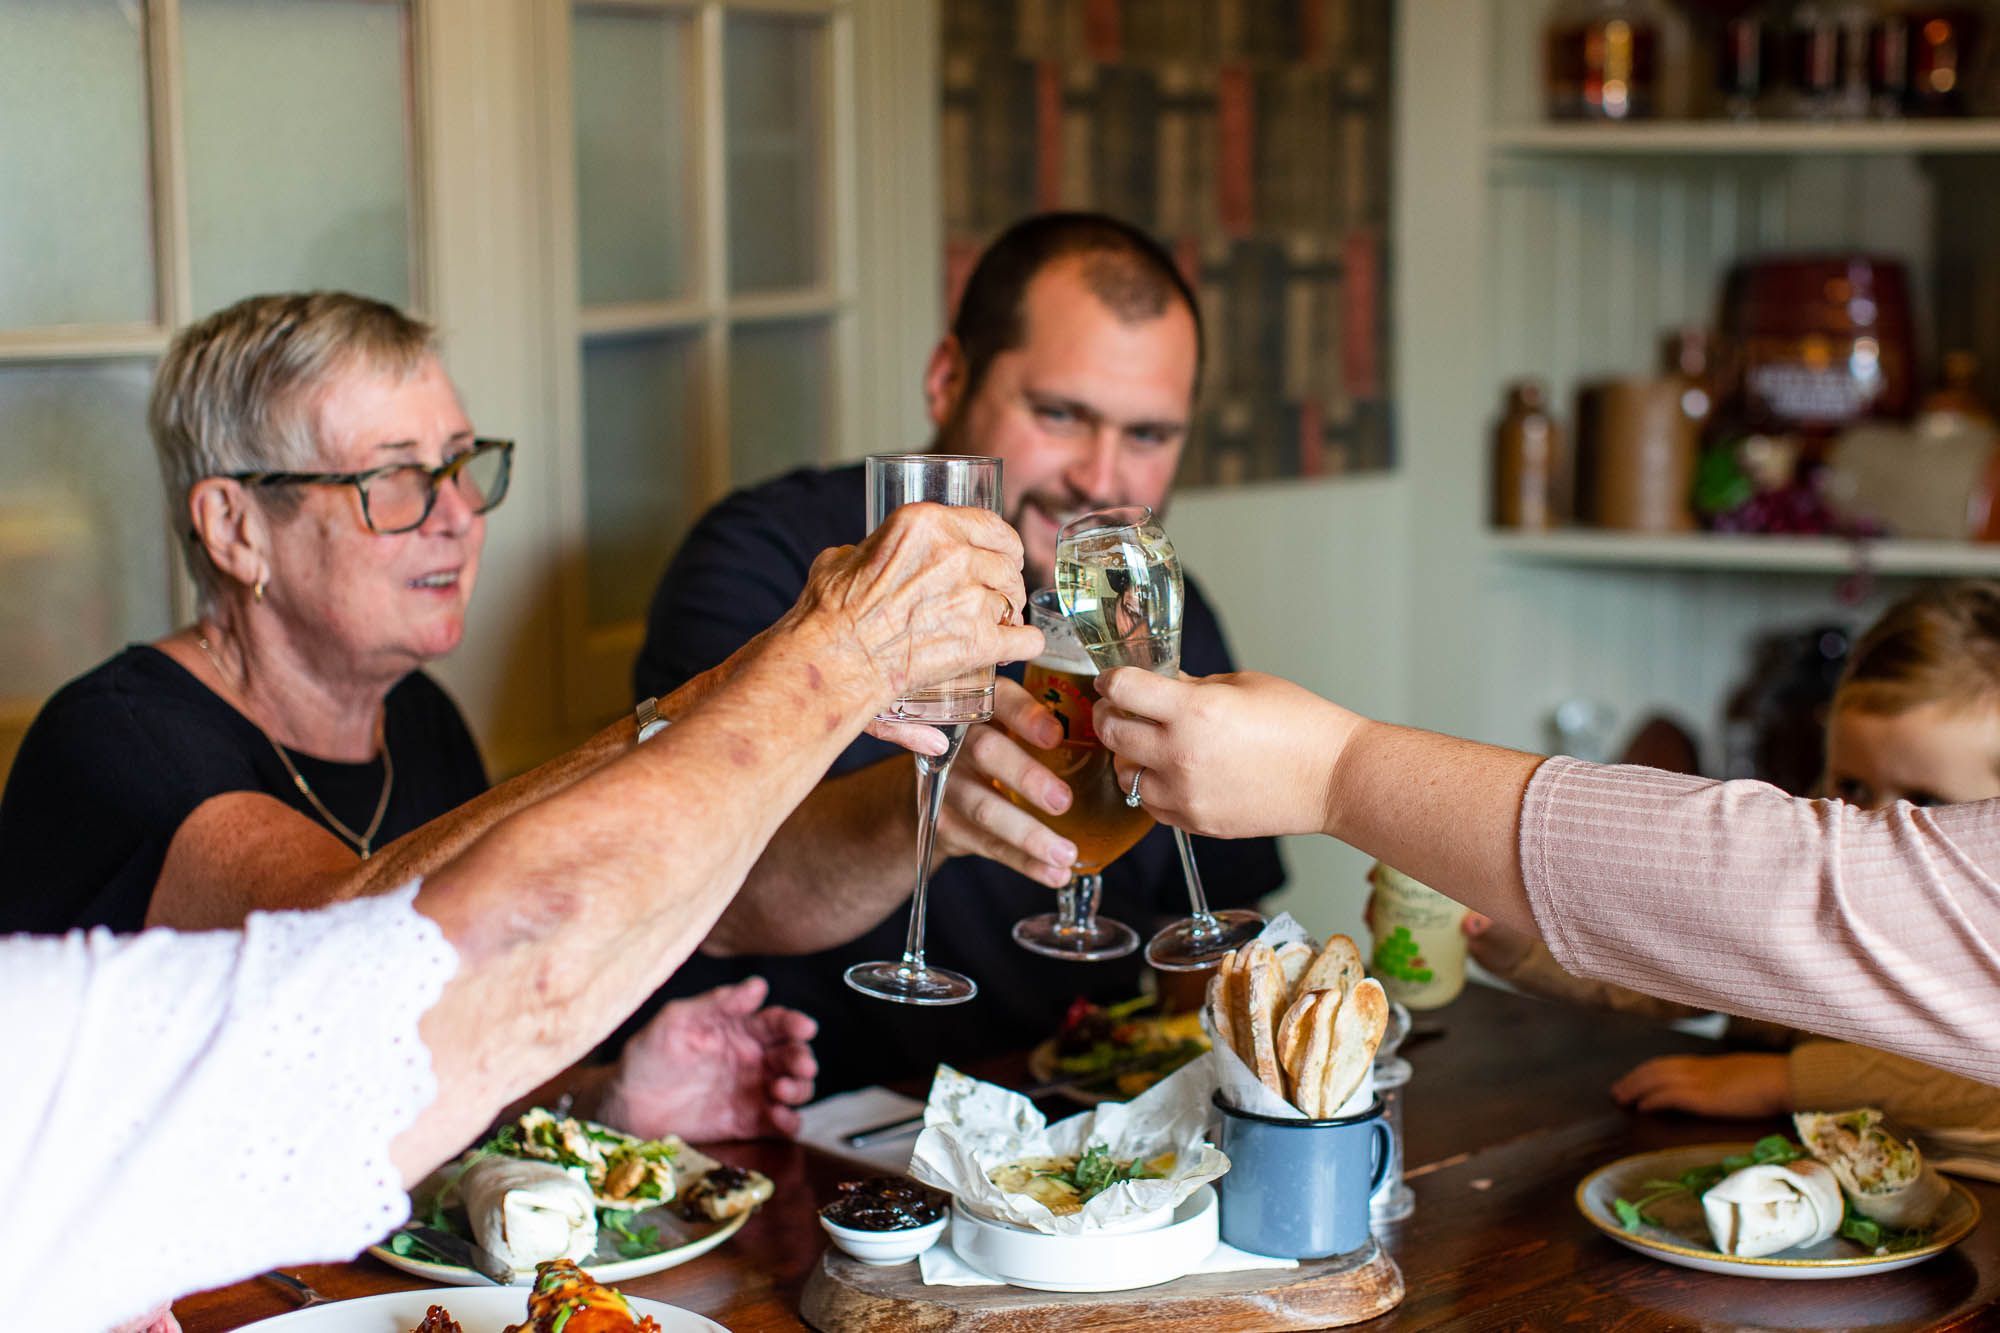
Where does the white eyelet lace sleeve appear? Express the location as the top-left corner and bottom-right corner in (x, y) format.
(0, 880), (457, 1332)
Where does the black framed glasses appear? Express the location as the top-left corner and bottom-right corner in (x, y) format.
(219, 438), (513, 535)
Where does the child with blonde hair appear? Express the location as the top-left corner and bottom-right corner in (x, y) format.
(1472, 582), (2000, 1151)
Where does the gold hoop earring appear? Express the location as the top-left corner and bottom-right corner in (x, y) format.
(253, 578), (267, 603)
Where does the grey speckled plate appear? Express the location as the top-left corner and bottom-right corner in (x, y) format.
(1576, 1142), (1980, 1280)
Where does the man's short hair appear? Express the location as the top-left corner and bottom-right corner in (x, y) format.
(951, 212), (1202, 397)
(151, 291), (436, 604)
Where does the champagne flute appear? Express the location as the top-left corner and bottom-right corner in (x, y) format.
(1007, 589), (1146, 961)
(843, 454), (1001, 1006)
(1055, 505), (1264, 971)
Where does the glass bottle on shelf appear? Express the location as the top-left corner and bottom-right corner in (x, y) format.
(1836, 1), (1878, 118)
(1908, 9), (1979, 116)
(1717, 4), (1779, 120)
(1787, 1), (1853, 118)
(1493, 379), (1567, 530)
(1868, 11), (1911, 117)
(1924, 350), (1995, 427)
(1545, 0), (1664, 121)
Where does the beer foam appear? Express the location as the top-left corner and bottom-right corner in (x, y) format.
(1032, 645), (1097, 676)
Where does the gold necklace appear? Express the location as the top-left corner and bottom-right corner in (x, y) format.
(194, 629), (395, 860)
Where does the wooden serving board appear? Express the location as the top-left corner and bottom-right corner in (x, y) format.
(799, 1240), (1403, 1331)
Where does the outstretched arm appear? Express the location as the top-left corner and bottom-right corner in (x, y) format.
(397, 503), (1039, 1171)
(1092, 668), (1540, 930)
(144, 646), (752, 932)
(701, 676), (1085, 956)
(6, 505), (1035, 1329)
(1094, 666), (2000, 1087)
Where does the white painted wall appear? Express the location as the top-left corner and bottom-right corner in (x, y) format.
(1170, 475), (1411, 943)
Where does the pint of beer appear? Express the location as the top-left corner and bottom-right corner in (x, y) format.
(1008, 642), (1156, 874)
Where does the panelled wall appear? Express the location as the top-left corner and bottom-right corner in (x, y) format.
(1474, 144), (1932, 763)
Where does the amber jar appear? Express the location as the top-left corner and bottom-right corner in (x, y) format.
(1546, 0), (1663, 120)
(1907, 9), (1983, 115)
(1717, 255), (1915, 433)
(1493, 380), (1568, 529)
(1576, 378), (1700, 532)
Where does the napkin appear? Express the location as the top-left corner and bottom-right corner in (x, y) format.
(1207, 913), (1374, 1120)
(907, 1062), (1230, 1235)
(918, 1238), (1297, 1286)
(795, 1087), (923, 1174)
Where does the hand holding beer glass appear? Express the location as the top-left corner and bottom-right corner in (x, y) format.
(1007, 590), (1152, 960)
(844, 454), (1003, 1006)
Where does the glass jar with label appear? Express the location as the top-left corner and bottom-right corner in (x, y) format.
(1367, 864), (1469, 1010)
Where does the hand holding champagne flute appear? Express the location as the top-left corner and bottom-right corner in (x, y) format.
(1055, 506), (1264, 970)
(845, 454), (1011, 1006)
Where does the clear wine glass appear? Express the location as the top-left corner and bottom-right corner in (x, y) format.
(843, 454), (1002, 1006)
(1008, 589), (1144, 961)
(1054, 505), (1264, 970)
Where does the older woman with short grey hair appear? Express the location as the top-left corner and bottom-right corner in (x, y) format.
(0, 291), (851, 1141)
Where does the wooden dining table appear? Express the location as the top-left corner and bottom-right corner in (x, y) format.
(175, 982), (2000, 1331)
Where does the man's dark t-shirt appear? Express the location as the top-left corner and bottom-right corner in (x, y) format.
(629, 463), (1286, 1092)
(0, 646), (488, 933)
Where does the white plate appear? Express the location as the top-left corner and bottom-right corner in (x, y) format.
(947, 1185), (1219, 1292)
(1576, 1143), (1982, 1280)
(234, 1286), (726, 1331)
(369, 1207), (747, 1287)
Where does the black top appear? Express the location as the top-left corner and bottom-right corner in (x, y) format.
(630, 463), (1286, 1093)
(0, 646), (488, 933)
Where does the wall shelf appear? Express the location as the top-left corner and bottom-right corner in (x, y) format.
(1490, 530), (2000, 576)
(1490, 121), (2000, 156)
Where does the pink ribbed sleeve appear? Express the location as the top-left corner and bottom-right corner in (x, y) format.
(1520, 756), (2000, 1086)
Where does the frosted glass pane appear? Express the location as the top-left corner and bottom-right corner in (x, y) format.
(0, 0), (154, 327)
(725, 15), (825, 293)
(729, 319), (830, 487)
(181, 0), (412, 315)
(573, 7), (694, 305)
(583, 334), (699, 627)
(0, 362), (172, 699)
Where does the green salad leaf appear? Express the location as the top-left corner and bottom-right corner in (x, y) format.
(387, 1230), (462, 1266)
(1839, 1206), (1931, 1255)
(1039, 1144), (1164, 1204)
(602, 1210), (664, 1260)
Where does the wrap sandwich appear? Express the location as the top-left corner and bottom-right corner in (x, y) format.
(1701, 1159), (1846, 1258)
(459, 1156), (598, 1273)
(1795, 1108), (1950, 1229)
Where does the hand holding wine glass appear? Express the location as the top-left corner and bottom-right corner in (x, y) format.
(1054, 506), (1264, 970)
(844, 454), (1017, 1006)
(1091, 668), (1362, 840)
(776, 490), (1033, 719)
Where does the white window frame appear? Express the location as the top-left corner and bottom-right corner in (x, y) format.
(547, 0), (865, 723)
(0, 0), (428, 763)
